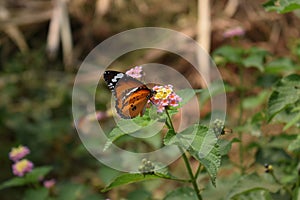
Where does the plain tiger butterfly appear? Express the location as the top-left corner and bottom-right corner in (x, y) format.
(103, 70), (155, 119)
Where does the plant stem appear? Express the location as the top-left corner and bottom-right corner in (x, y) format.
(238, 66), (245, 174)
(165, 109), (202, 200)
(270, 171), (293, 197)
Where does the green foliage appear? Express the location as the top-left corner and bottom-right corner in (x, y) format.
(163, 187), (198, 200)
(213, 46), (269, 72)
(267, 74), (300, 122)
(0, 166), (52, 190)
(263, 0), (300, 13)
(226, 174), (281, 199)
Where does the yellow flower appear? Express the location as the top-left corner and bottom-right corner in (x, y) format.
(154, 87), (172, 100)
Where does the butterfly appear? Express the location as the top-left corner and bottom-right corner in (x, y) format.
(103, 70), (155, 119)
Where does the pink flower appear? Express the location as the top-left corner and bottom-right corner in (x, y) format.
(126, 66), (143, 79)
(151, 85), (182, 113)
(12, 159), (34, 177)
(223, 26), (245, 38)
(43, 179), (56, 188)
(9, 145), (30, 162)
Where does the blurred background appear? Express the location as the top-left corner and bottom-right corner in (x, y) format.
(1, 0), (300, 199)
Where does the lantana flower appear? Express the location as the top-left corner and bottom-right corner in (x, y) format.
(223, 26), (245, 38)
(151, 85), (182, 113)
(9, 145), (30, 162)
(126, 66), (143, 78)
(43, 179), (56, 188)
(12, 159), (34, 177)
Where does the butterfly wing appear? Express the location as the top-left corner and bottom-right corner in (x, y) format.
(118, 86), (152, 118)
(103, 70), (153, 119)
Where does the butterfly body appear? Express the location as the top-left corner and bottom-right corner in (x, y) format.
(104, 70), (155, 119)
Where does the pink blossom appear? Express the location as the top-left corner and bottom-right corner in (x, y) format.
(12, 159), (34, 176)
(43, 179), (56, 188)
(9, 145), (30, 162)
(223, 26), (245, 38)
(151, 85), (182, 113)
(126, 66), (143, 79)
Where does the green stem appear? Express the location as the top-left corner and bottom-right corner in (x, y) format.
(270, 171), (293, 197)
(238, 66), (245, 174)
(195, 163), (202, 179)
(165, 109), (202, 200)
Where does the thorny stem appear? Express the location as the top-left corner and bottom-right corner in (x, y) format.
(165, 109), (203, 200)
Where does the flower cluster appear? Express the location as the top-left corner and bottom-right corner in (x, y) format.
(43, 179), (56, 188)
(126, 66), (143, 79)
(9, 145), (33, 177)
(138, 158), (155, 174)
(8, 145), (56, 188)
(151, 85), (182, 113)
(9, 145), (30, 162)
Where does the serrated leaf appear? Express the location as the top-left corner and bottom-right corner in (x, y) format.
(163, 124), (220, 186)
(267, 74), (300, 121)
(226, 173), (281, 199)
(218, 138), (239, 156)
(263, 0), (300, 13)
(190, 144), (221, 187)
(163, 187), (198, 200)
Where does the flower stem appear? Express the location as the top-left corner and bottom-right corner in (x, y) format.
(165, 109), (202, 200)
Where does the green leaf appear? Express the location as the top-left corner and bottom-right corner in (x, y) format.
(23, 188), (49, 200)
(176, 88), (200, 106)
(163, 124), (220, 186)
(226, 173), (281, 199)
(263, 0), (300, 13)
(103, 127), (126, 151)
(163, 187), (198, 200)
(213, 46), (244, 64)
(190, 143), (221, 187)
(265, 58), (299, 74)
(283, 108), (300, 130)
(0, 177), (27, 190)
(288, 134), (300, 152)
(242, 91), (269, 109)
(267, 74), (300, 121)
(242, 48), (268, 72)
(200, 81), (233, 107)
(218, 138), (239, 156)
(25, 166), (53, 183)
(102, 173), (174, 192)
(104, 117), (164, 150)
(127, 189), (152, 200)
(0, 166), (52, 190)
(57, 182), (105, 200)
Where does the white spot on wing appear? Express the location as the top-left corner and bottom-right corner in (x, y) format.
(112, 73), (124, 82)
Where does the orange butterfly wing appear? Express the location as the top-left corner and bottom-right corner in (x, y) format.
(104, 71), (153, 119)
